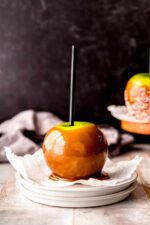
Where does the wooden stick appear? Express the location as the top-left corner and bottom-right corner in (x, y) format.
(69, 45), (76, 126)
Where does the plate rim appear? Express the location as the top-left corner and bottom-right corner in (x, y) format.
(16, 172), (137, 193)
(16, 181), (137, 202)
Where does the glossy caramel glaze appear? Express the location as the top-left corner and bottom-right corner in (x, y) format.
(43, 123), (108, 180)
(49, 171), (110, 181)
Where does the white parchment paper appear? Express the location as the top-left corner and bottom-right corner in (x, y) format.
(5, 147), (142, 187)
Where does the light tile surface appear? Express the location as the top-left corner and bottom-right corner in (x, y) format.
(1, 144), (150, 225)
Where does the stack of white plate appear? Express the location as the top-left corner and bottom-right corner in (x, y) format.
(16, 173), (137, 208)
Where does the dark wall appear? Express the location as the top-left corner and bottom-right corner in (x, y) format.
(0, 0), (150, 123)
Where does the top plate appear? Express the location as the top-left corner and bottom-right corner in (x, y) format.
(16, 172), (137, 197)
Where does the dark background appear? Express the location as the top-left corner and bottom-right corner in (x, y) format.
(0, 0), (150, 124)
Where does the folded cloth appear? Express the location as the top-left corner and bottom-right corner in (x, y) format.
(98, 125), (134, 157)
(0, 110), (63, 162)
(0, 110), (134, 162)
(0, 131), (39, 161)
(0, 110), (63, 135)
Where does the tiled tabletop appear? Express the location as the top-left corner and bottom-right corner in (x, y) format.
(0, 144), (150, 225)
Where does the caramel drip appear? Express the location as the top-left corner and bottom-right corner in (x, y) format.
(49, 172), (110, 182)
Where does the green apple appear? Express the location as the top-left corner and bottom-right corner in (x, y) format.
(127, 73), (150, 88)
(56, 121), (94, 130)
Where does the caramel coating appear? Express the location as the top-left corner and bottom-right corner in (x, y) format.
(43, 123), (108, 180)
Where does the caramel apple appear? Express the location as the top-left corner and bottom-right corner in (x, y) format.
(124, 73), (150, 121)
(43, 122), (108, 180)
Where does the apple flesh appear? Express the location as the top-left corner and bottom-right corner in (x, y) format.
(43, 122), (108, 180)
(125, 73), (150, 121)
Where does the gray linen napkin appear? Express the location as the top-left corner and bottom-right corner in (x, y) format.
(0, 110), (63, 162)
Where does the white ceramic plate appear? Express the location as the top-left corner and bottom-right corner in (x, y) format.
(16, 173), (137, 197)
(16, 181), (137, 208)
